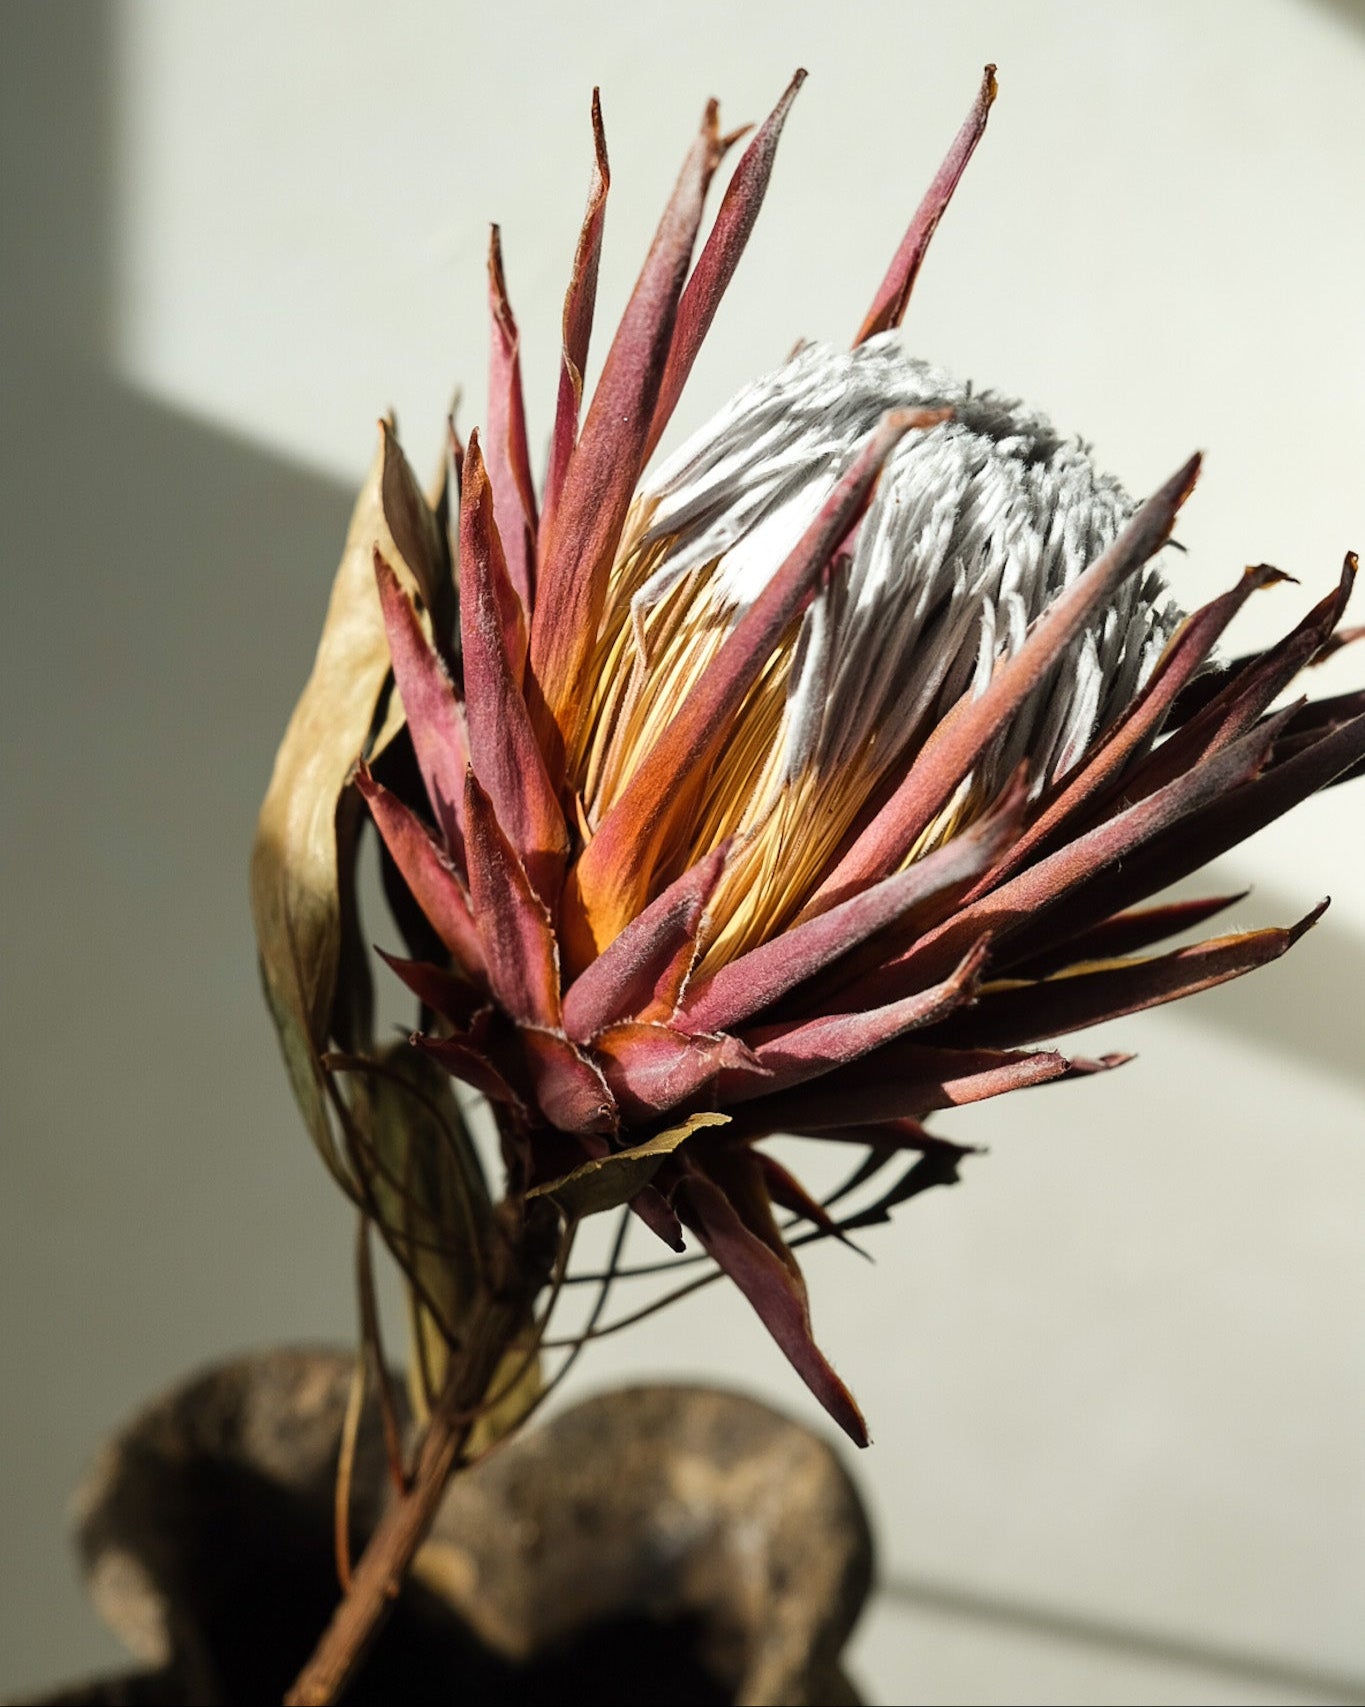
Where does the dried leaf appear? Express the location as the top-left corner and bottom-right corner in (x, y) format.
(855, 63), (997, 343)
(463, 771), (562, 1027)
(355, 765), (486, 980)
(348, 1044), (489, 1352)
(1007, 892), (1249, 980)
(485, 226), (539, 613)
(811, 453), (1201, 907)
(530, 101), (726, 735)
(340, 1043), (540, 1451)
(645, 68), (807, 456)
(1000, 707), (1365, 967)
(543, 89), (611, 548)
(1122, 553), (1356, 802)
(562, 841), (730, 1039)
(722, 939), (989, 1101)
(591, 1022), (757, 1123)
(520, 1027), (619, 1136)
(528, 1111), (730, 1218)
(676, 1160), (868, 1445)
(373, 551), (469, 863)
(752, 1044), (1084, 1132)
(975, 563), (1291, 892)
(938, 909), (1326, 1048)
(413, 1031), (521, 1107)
(683, 797), (1015, 1033)
(470, 1337), (545, 1457)
(460, 438), (567, 904)
(251, 427), (443, 1164)
(841, 709), (1288, 1009)
(379, 418), (451, 618)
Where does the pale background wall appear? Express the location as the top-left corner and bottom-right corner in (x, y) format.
(2, 3), (1363, 1702)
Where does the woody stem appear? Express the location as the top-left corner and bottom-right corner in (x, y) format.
(285, 1198), (559, 1707)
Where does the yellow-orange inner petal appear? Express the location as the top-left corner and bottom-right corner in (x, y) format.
(565, 514), (985, 974)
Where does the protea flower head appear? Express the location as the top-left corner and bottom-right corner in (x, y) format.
(255, 68), (1362, 1447)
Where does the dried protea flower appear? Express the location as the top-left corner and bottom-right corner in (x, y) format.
(255, 67), (1363, 1463)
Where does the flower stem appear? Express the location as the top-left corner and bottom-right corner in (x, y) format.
(285, 1199), (559, 1706)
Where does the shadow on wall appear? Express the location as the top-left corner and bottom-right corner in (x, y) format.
(1312, 0), (1365, 33)
(1187, 884), (1365, 1097)
(2, 5), (363, 1694)
(882, 1571), (1365, 1706)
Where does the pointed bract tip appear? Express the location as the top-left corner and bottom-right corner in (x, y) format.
(487, 226), (514, 316)
(371, 543), (414, 616)
(589, 87), (608, 172)
(1245, 562), (1297, 589)
(1289, 897), (1332, 943)
(1145, 451), (1201, 534)
(1174, 449), (1203, 498)
(757, 68), (806, 123)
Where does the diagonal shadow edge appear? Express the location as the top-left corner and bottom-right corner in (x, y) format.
(879, 1569), (1365, 1703)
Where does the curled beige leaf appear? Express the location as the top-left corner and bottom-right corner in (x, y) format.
(250, 422), (449, 1178)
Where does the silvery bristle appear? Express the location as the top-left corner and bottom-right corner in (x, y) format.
(637, 333), (1182, 803)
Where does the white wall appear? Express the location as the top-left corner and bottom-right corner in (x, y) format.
(3, 3), (1362, 1702)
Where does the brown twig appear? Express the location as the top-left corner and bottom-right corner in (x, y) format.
(285, 1198), (559, 1706)
(332, 1353), (366, 1592)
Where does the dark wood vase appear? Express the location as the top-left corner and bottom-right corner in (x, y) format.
(27, 1351), (872, 1706)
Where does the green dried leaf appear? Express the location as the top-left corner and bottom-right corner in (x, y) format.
(469, 1338), (545, 1457)
(354, 1043), (543, 1449)
(529, 1112), (730, 1219)
(336, 1044), (540, 1450)
(342, 1042), (510, 1430)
